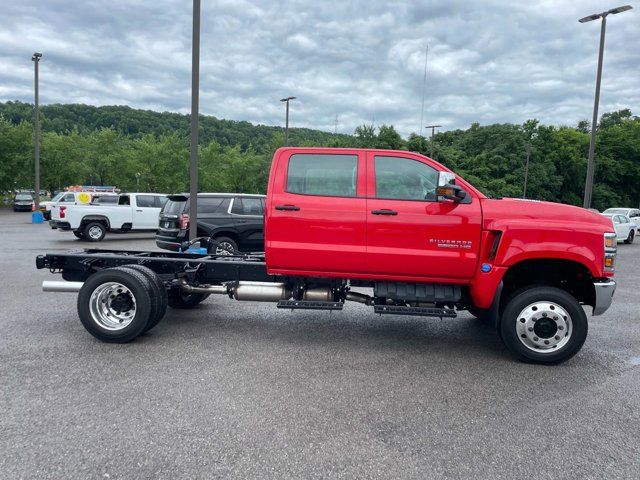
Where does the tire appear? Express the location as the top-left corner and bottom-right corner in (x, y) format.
(77, 268), (154, 343)
(73, 231), (85, 239)
(84, 221), (106, 242)
(167, 289), (209, 309)
(209, 236), (239, 256)
(624, 231), (634, 244)
(499, 286), (588, 364)
(119, 264), (168, 332)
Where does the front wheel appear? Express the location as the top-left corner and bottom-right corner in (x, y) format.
(624, 231), (634, 244)
(499, 286), (588, 364)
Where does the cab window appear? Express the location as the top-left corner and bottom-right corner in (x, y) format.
(136, 195), (156, 208)
(287, 154), (357, 197)
(374, 156), (439, 201)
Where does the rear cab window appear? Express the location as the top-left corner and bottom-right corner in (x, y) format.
(286, 153), (358, 197)
(135, 195), (157, 208)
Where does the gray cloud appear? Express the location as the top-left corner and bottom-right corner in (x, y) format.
(0, 0), (638, 136)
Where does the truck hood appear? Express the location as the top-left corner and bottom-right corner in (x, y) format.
(480, 198), (613, 233)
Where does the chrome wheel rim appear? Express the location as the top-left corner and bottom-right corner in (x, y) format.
(215, 242), (234, 255)
(89, 282), (136, 330)
(88, 225), (103, 240)
(516, 301), (572, 353)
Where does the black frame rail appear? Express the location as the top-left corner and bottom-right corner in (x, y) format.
(36, 249), (275, 284)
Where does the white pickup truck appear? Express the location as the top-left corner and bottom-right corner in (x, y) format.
(50, 193), (167, 241)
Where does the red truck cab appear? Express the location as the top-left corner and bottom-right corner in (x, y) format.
(264, 147), (616, 362)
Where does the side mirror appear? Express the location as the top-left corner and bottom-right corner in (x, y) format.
(437, 172), (467, 202)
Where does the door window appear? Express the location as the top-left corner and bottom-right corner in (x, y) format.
(374, 156), (439, 201)
(136, 195), (156, 208)
(118, 195), (131, 206)
(197, 197), (226, 214)
(231, 198), (264, 216)
(63, 194), (75, 202)
(287, 154), (358, 197)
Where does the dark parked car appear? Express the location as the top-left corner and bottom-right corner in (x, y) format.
(156, 193), (265, 254)
(13, 193), (34, 212)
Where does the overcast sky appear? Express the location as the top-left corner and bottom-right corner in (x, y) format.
(0, 0), (638, 136)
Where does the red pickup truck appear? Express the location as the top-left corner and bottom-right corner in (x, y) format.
(36, 147), (617, 364)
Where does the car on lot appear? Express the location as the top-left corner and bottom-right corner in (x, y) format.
(156, 193), (265, 254)
(50, 193), (167, 241)
(602, 208), (640, 234)
(603, 213), (636, 244)
(13, 193), (34, 212)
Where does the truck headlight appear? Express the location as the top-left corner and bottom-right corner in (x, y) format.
(604, 232), (617, 273)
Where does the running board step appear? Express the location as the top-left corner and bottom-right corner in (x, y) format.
(277, 300), (344, 311)
(374, 305), (457, 318)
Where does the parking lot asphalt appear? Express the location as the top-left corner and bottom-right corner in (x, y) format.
(1, 208), (639, 479)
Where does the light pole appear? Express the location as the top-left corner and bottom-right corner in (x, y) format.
(425, 124), (441, 160)
(189, 0), (201, 241)
(580, 5), (632, 209)
(280, 96), (296, 146)
(32, 52), (42, 212)
(135, 172), (141, 190)
(523, 143), (532, 198)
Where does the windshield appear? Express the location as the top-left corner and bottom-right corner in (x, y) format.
(15, 194), (32, 201)
(50, 192), (65, 202)
(603, 208), (628, 215)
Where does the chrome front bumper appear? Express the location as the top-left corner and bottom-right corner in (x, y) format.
(593, 280), (616, 316)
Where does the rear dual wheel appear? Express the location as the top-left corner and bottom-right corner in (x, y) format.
(77, 266), (167, 343)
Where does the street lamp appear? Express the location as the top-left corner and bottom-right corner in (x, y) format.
(579, 5), (632, 209)
(32, 52), (42, 213)
(425, 124), (441, 160)
(135, 172), (141, 190)
(280, 96), (296, 146)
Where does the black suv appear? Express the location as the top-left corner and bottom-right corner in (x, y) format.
(156, 193), (265, 254)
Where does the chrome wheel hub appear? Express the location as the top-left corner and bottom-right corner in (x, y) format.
(89, 282), (136, 330)
(516, 301), (572, 353)
(215, 242), (234, 255)
(88, 225), (103, 239)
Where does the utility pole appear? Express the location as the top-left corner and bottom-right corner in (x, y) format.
(579, 5), (632, 209)
(425, 124), (441, 160)
(523, 143), (532, 198)
(419, 44), (428, 137)
(280, 96), (296, 146)
(189, 0), (200, 241)
(32, 52), (42, 212)
(334, 115), (338, 134)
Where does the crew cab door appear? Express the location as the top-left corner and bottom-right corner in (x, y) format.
(266, 150), (367, 274)
(132, 195), (161, 229)
(365, 152), (482, 280)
